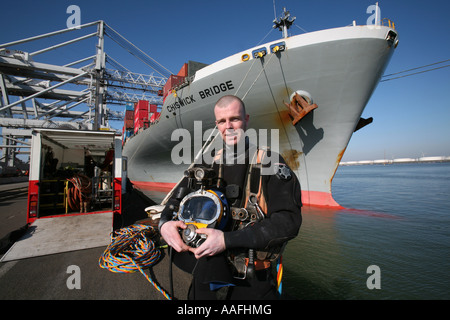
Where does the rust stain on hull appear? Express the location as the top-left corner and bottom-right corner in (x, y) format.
(281, 149), (303, 171)
(337, 148), (346, 163)
(330, 147), (347, 187)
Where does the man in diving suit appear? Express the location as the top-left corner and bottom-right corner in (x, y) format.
(158, 95), (302, 299)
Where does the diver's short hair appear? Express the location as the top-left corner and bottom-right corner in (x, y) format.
(215, 95), (246, 115)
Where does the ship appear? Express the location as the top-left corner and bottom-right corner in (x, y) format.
(122, 9), (399, 207)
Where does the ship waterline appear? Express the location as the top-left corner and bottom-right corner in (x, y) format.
(123, 25), (398, 207)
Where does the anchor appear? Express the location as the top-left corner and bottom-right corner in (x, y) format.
(284, 92), (318, 125)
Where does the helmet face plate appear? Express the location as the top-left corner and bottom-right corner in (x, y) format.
(178, 189), (227, 228)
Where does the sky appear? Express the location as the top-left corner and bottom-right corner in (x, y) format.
(0, 0), (449, 162)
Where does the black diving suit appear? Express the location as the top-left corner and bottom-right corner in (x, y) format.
(158, 141), (302, 300)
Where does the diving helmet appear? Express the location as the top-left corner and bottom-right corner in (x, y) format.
(177, 188), (229, 247)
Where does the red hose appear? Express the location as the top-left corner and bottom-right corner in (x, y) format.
(67, 174), (92, 212)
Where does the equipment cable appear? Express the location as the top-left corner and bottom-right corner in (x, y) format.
(99, 223), (172, 300)
(66, 173), (92, 212)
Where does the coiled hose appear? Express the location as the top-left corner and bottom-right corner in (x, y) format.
(98, 224), (171, 300)
(67, 174), (92, 212)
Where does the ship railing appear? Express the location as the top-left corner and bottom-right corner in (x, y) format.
(381, 18), (396, 30)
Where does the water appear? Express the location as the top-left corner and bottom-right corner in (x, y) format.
(283, 162), (450, 299)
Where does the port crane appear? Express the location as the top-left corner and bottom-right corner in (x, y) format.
(0, 20), (170, 174)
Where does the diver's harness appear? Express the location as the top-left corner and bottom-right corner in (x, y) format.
(225, 147), (285, 280)
(173, 147), (284, 280)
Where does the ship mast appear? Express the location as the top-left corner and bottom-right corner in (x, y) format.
(273, 7), (296, 38)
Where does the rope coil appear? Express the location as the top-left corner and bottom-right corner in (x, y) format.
(98, 224), (171, 300)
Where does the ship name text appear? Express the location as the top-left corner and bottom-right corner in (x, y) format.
(166, 80), (235, 113)
(167, 95), (196, 112)
(199, 80), (234, 99)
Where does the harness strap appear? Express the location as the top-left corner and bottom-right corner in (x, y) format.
(213, 146), (266, 210)
(244, 148), (268, 215)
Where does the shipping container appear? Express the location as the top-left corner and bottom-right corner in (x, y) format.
(150, 112), (160, 123)
(134, 119), (149, 134)
(135, 100), (149, 111)
(177, 63), (188, 77)
(134, 107), (148, 121)
(133, 100), (151, 134)
(163, 75), (185, 98)
(125, 103), (134, 111)
(124, 119), (133, 129)
(125, 110), (134, 120)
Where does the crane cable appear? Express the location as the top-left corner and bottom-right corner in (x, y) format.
(98, 223), (172, 300)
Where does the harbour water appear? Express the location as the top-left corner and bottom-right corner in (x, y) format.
(283, 162), (450, 300)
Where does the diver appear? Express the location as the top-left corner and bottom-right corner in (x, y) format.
(158, 95), (302, 300)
